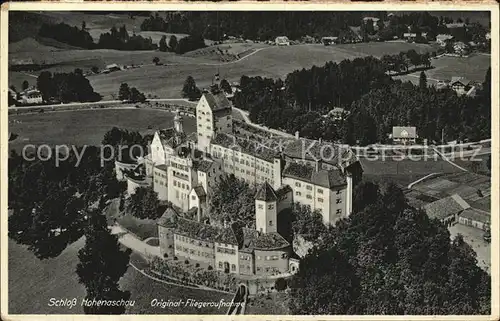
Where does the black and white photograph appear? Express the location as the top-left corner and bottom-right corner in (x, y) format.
(1, 2), (497, 318)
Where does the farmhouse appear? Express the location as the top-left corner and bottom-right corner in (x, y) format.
(450, 77), (475, 96)
(275, 36), (290, 46)
(453, 41), (468, 56)
(423, 194), (470, 227)
(391, 126), (417, 145)
(403, 33), (417, 42)
(436, 34), (454, 46)
(458, 208), (490, 230)
(362, 16), (381, 30)
(446, 22), (466, 29)
(321, 36), (339, 46)
(19, 88), (43, 105)
(104, 63), (121, 73)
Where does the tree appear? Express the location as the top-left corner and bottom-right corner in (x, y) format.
(129, 87), (146, 103)
(208, 174), (256, 228)
(291, 203), (327, 242)
(22, 80), (29, 90)
(127, 186), (161, 219)
(82, 20), (86, 31)
(153, 56), (160, 65)
(118, 83), (131, 101)
(159, 35), (168, 52)
(219, 79), (232, 94)
(289, 182), (490, 315)
(182, 76), (201, 100)
(91, 66), (99, 74)
(419, 71), (428, 89)
(8, 91), (17, 106)
(76, 203), (131, 314)
(168, 35), (178, 52)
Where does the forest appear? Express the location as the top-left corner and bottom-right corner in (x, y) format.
(289, 181), (490, 315)
(232, 53), (491, 144)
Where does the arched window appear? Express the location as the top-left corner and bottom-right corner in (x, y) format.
(231, 264), (236, 271)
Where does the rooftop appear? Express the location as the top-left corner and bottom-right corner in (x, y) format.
(424, 194), (470, 220)
(158, 128), (188, 150)
(175, 216), (238, 245)
(283, 138), (354, 166)
(282, 162), (346, 188)
(459, 208), (490, 224)
(236, 228), (290, 252)
(255, 182), (278, 202)
(212, 132), (280, 162)
(193, 185), (207, 198)
(203, 92), (231, 112)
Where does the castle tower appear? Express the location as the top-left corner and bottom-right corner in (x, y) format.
(173, 110), (184, 133)
(255, 182), (278, 233)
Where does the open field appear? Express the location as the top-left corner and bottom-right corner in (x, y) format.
(393, 53), (491, 85)
(361, 157), (463, 187)
(8, 237), (231, 314)
(8, 109), (196, 152)
(84, 42), (434, 99)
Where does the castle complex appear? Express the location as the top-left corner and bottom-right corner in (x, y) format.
(118, 89), (362, 276)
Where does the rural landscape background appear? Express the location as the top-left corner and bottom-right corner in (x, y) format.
(7, 10), (492, 315)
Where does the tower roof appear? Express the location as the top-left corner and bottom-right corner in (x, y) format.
(255, 182), (277, 202)
(203, 92), (231, 112)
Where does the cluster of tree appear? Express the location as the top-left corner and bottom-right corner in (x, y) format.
(208, 174), (256, 228)
(38, 22), (94, 49)
(126, 186), (162, 219)
(158, 35), (178, 52)
(8, 146), (120, 259)
(36, 69), (101, 103)
(140, 12), (367, 41)
(342, 68), (491, 145)
(233, 51), (490, 144)
(118, 83), (147, 103)
(76, 199), (132, 314)
(381, 50), (431, 74)
(102, 126), (151, 164)
(289, 181), (490, 315)
(181, 76), (202, 101)
(96, 25), (157, 51)
(174, 35), (206, 54)
(290, 203), (328, 242)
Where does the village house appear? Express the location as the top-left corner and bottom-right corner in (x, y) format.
(436, 34), (454, 47)
(424, 194), (470, 227)
(391, 126), (417, 145)
(19, 88), (43, 105)
(321, 36), (339, 46)
(453, 41), (468, 56)
(362, 16), (381, 30)
(450, 77), (475, 96)
(275, 36), (290, 46)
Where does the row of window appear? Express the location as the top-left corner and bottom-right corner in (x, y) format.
(171, 162), (189, 172)
(175, 245), (215, 259)
(257, 204), (275, 210)
(216, 247), (236, 255)
(154, 172), (167, 179)
(155, 179), (166, 186)
(173, 180), (190, 191)
(256, 253), (287, 260)
(218, 262), (236, 271)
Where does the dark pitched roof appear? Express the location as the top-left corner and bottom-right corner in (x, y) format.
(193, 185), (207, 198)
(283, 162), (346, 189)
(276, 185), (293, 198)
(254, 232), (290, 250)
(238, 227), (259, 253)
(196, 160), (215, 173)
(283, 138), (355, 166)
(255, 182), (277, 201)
(212, 132), (279, 162)
(203, 92), (231, 112)
(158, 207), (178, 228)
(424, 194), (470, 220)
(155, 164), (168, 171)
(175, 217), (238, 245)
(158, 128), (187, 150)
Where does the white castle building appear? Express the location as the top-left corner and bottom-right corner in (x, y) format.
(120, 89), (362, 226)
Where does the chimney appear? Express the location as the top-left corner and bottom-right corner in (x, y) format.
(295, 131), (299, 139)
(315, 159), (322, 172)
(197, 206), (202, 222)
